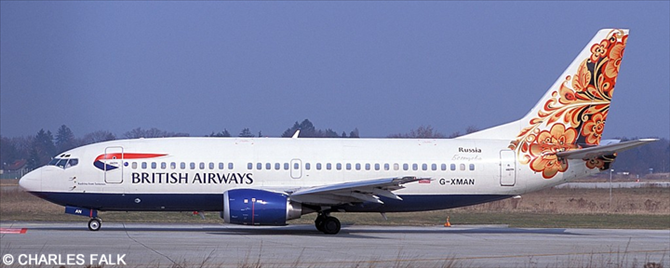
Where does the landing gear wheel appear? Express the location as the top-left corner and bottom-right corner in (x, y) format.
(315, 216), (325, 232)
(321, 216), (341, 235)
(88, 218), (101, 231)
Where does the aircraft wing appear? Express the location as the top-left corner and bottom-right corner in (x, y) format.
(288, 176), (426, 206)
(557, 138), (658, 160)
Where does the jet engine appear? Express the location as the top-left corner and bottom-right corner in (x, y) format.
(222, 189), (302, 225)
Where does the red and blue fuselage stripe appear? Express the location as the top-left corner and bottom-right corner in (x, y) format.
(93, 153), (166, 171)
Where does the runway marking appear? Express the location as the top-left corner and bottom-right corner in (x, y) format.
(0, 228), (27, 234)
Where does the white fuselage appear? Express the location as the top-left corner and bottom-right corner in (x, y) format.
(19, 137), (594, 213)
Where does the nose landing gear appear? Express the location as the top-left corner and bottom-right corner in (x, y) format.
(88, 218), (102, 231)
(65, 206), (102, 231)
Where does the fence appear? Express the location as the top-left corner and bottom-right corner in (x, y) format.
(0, 169), (27, 180)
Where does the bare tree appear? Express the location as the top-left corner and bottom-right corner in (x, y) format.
(80, 130), (116, 145)
(388, 125), (445, 138)
(123, 128), (189, 139)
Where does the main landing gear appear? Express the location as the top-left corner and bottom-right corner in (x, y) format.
(314, 212), (341, 234)
(88, 218), (102, 231)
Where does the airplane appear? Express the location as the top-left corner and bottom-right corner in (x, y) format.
(19, 28), (656, 234)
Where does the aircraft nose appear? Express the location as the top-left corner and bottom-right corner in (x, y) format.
(19, 168), (42, 192)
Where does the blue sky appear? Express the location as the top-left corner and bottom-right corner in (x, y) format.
(1, 1), (668, 139)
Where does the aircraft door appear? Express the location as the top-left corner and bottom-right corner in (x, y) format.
(103, 146), (124, 184)
(499, 150), (516, 186)
(290, 159), (302, 179)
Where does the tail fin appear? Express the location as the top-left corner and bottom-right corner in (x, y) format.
(459, 28), (629, 146)
(460, 29), (629, 179)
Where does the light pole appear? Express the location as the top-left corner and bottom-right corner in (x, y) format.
(609, 169), (614, 206)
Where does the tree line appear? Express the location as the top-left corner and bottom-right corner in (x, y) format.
(0, 119), (360, 169)
(1, 120), (667, 175)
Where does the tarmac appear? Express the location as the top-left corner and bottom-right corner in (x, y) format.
(1, 222), (668, 267)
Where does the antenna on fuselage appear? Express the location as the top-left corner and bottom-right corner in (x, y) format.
(292, 129), (300, 139)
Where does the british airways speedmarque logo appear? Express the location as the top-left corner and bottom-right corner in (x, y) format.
(94, 153), (167, 171)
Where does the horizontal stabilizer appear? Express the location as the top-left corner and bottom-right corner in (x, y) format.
(557, 139), (658, 160)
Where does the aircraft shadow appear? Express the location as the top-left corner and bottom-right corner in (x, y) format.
(207, 226), (580, 238)
(23, 224), (581, 238)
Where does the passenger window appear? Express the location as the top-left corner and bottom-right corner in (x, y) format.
(365, 163), (371, 170)
(326, 163), (332, 170)
(336, 163), (342, 170)
(355, 163), (361, 170)
(305, 163), (311, 170)
(209, 162), (215, 170)
(316, 163), (322, 170)
(160, 162), (166, 169)
(346, 163), (351, 170)
(422, 164), (428, 171)
(374, 163), (380, 171)
(170, 162), (176, 169)
(132, 162), (137, 169)
(199, 162), (205, 169)
(394, 163), (399, 170)
(460, 164), (466, 171)
(142, 162), (147, 169)
(266, 163), (272, 170)
(180, 162), (186, 169)
(228, 163), (234, 169)
(219, 163), (224, 169)
(190, 162), (196, 170)
(247, 163), (253, 170)
(431, 164), (437, 171)
(275, 163), (281, 170)
(151, 162), (157, 169)
(469, 164), (475, 171)
(412, 163), (418, 171)
(441, 164), (447, 171)
(450, 164), (456, 171)
(257, 163), (262, 170)
(403, 163), (409, 171)
(384, 163), (390, 170)
(284, 163), (289, 170)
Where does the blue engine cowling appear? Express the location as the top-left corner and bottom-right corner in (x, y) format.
(222, 189), (302, 225)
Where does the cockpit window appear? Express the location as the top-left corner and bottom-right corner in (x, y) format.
(48, 158), (79, 169)
(56, 158), (68, 168)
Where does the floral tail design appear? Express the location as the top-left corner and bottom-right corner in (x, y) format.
(507, 29), (628, 179)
